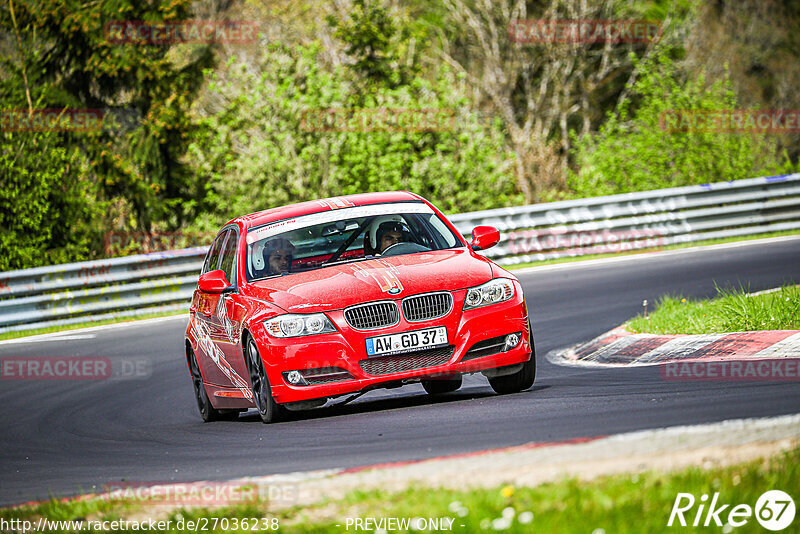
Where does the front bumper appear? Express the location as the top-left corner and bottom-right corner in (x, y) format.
(221, 283), (532, 405)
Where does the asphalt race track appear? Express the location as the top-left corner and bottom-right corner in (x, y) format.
(1, 237), (799, 507)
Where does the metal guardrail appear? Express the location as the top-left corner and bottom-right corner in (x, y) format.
(448, 174), (800, 264)
(1, 174), (798, 333)
(0, 248), (207, 333)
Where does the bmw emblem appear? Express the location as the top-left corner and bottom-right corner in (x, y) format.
(388, 287), (401, 295)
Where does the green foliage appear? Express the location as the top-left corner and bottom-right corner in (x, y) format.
(187, 38), (520, 230)
(185, 0), (518, 230)
(1, 0), (798, 270)
(0, 128), (102, 270)
(326, 0), (417, 89)
(690, 0), (800, 163)
(569, 48), (795, 197)
(627, 284), (800, 334)
(0, 0), (213, 243)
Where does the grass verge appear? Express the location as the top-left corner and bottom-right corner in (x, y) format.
(627, 284), (800, 335)
(2, 446), (797, 533)
(504, 229), (800, 270)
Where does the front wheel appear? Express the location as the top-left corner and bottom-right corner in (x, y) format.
(246, 337), (286, 424)
(488, 347), (536, 395)
(422, 376), (462, 395)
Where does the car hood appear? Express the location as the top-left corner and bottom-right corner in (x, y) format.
(246, 248), (492, 312)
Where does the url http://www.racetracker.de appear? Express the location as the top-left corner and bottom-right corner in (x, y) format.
(0, 517), (281, 532)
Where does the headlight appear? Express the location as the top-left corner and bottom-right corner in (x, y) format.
(463, 278), (515, 310)
(264, 313), (336, 338)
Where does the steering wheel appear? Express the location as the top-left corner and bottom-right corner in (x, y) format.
(380, 242), (431, 257)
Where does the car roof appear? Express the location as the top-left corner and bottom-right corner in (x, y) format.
(227, 191), (425, 231)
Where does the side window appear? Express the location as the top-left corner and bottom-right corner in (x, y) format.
(425, 214), (460, 248)
(202, 232), (225, 275)
(217, 229), (238, 286)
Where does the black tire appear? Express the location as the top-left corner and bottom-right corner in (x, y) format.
(488, 343), (536, 395)
(188, 346), (228, 422)
(246, 337), (286, 424)
(421, 376), (462, 395)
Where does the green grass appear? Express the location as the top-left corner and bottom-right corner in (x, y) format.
(0, 495), (142, 529)
(2, 447), (797, 532)
(505, 229), (800, 270)
(0, 311), (186, 341)
(627, 285), (800, 335)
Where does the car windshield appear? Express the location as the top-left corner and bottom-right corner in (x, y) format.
(245, 202), (463, 281)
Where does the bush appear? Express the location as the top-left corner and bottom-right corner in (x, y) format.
(0, 128), (103, 270)
(569, 49), (795, 197)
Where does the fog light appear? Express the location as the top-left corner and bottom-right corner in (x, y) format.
(285, 370), (307, 385)
(503, 333), (520, 351)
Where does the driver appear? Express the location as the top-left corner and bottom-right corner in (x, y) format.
(263, 237), (294, 274)
(375, 221), (411, 254)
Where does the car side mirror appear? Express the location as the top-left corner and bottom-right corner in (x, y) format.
(470, 226), (500, 251)
(198, 270), (234, 294)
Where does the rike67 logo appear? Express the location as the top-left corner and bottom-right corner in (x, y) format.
(668, 490), (795, 531)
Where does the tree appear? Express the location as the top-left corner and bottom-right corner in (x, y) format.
(326, 0), (417, 89)
(0, 0), (214, 240)
(685, 0), (800, 164)
(429, 0), (685, 201)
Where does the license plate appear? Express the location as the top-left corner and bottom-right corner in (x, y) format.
(365, 326), (448, 357)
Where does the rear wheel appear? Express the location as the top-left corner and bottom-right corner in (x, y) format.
(421, 376), (462, 395)
(246, 337), (286, 424)
(488, 342), (536, 395)
(188, 346), (231, 422)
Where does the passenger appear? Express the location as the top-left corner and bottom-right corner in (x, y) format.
(263, 238), (294, 274)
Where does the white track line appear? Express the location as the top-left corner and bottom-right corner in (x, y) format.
(0, 314), (188, 345)
(511, 235), (800, 275)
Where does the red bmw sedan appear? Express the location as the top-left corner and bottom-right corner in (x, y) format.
(185, 192), (535, 423)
